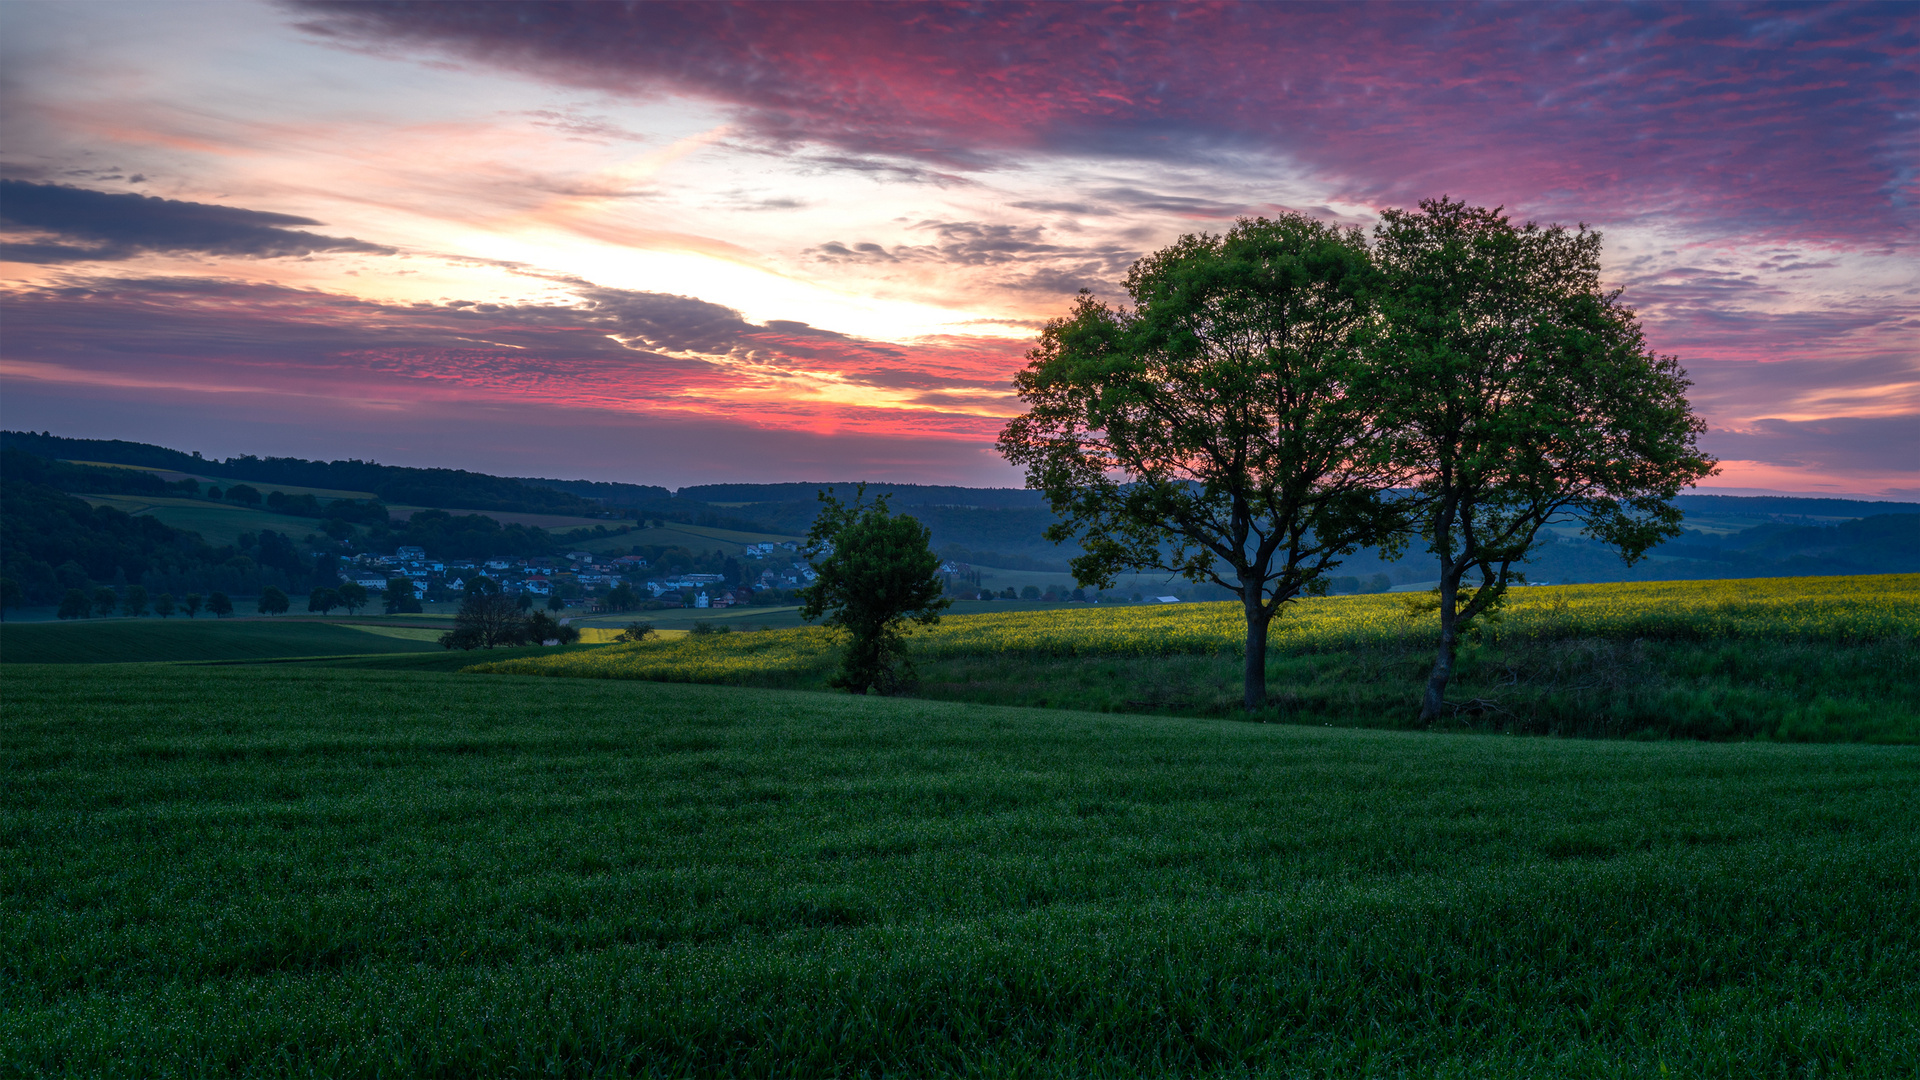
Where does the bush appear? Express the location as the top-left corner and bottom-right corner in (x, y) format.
(384, 578), (423, 614)
(524, 611), (579, 645)
(439, 593), (526, 650)
(616, 621), (656, 642)
(58, 588), (89, 619)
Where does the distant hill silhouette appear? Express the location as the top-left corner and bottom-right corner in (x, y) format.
(6, 430), (1915, 582)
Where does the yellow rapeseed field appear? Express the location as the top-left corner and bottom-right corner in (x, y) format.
(473, 574), (1919, 684)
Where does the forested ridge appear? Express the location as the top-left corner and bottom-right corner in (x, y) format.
(0, 447), (627, 604)
(0, 470), (326, 604)
(4, 432), (1915, 598)
(1, 431), (598, 516)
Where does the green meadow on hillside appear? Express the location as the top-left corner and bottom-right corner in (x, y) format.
(479, 575), (1920, 743)
(0, 618), (443, 664)
(569, 519), (806, 556)
(76, 494), (336, 548)
(2, 664), (1915, 1077)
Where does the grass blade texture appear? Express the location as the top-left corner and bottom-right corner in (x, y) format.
(4, 664), (1917, 1076)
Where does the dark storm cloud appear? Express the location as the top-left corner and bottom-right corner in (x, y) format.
(1615, 262), (1920, 367)
(1702, 416), (1920, 474)
(0, 181), (394, 263)
(0, 274), (978, 396)
(810, 221), (1082, 266)
(293, 1), (1920, 244)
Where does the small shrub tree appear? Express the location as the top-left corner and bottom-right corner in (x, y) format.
(616, 621), (655, 642)
(59, 588), (90, 619)
(799, 486), (950, 695)
(337, 582), (368, 615)
(122, 585), (149, 617)
(384, 578), (422, 614)
(207, 591), (233, 617)
(183, 593), (203, 618)
(524, 610), (579, 645)
(153, 592), (176, 618)
(257, 587), (290, 615)
(308, 587), (340, 615)
(93, 587), (118, 618)
(439, 591), (526, 650)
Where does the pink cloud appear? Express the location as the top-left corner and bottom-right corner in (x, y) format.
(0, 274), (1023, 442)
(297, 1), (1919, 244)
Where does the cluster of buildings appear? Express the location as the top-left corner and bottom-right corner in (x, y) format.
(333, 540), (969, 611)
(335, 543), (837, 611)
(340, 546), (652, 605)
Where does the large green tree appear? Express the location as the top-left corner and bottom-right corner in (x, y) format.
(799, 486), (950, 695)
(998, 215), (1407, 711)
(1369, 198), (1717, 723)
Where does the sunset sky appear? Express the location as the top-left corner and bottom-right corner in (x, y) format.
(2, 1), (1915, 494)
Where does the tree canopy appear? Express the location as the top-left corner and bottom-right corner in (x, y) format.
(1370, 198), (1716, 721)
(998, 214), (1408, 710)
(799, 486), (950, 695)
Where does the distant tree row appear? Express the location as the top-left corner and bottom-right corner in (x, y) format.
(55, 587), (231, 619)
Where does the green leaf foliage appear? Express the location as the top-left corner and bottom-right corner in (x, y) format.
(799, 486), (950, 695)
(998, 214), (1411, 710)
(1368, 197), (1718, 720)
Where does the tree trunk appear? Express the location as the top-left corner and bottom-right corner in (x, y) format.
(1419, 566), (1460, 723)
(1242, 591), (1272, 712)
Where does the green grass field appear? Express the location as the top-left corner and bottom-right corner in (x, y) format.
(572, 520), (805, 556)
(0, 618), (444, 664)
(78, 494), (335, 548)
(480, 576), (1920, 744)
(2, 664), (1915, 1077)
(571, 598), (1110, 633)
(386, 505), (621, 530)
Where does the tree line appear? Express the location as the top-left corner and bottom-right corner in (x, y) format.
(0, 432), (604, 517)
